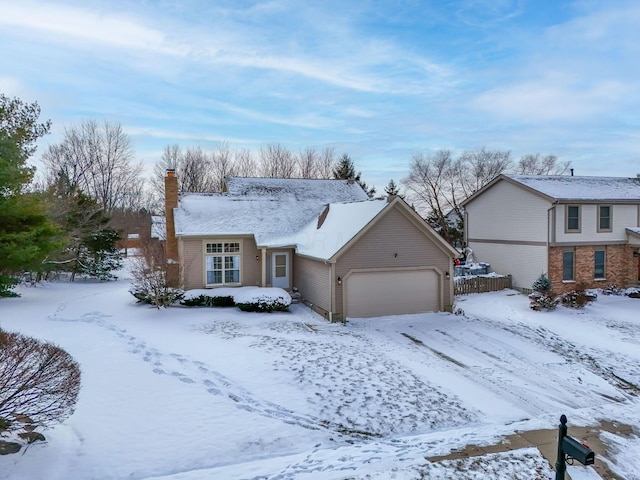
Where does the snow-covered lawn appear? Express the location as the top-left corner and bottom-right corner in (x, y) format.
(1, 271), (639, 479)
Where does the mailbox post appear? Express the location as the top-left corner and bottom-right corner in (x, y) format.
(555, 415), (595, 480)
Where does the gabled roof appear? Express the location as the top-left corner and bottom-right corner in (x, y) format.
(506, 174), (640, 201)
(174, 177), (368, 246)
(292, 199), (388, 259)
(463, 174), (640, 206)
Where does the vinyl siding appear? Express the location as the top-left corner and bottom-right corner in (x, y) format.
(180, 236), (261, 289)
(335, 205), (453, 317)
(293, 255), (331, 312)
(470, 242), (548, 290)
(466, 179), (551, 243)
(554, 203), (639, 244)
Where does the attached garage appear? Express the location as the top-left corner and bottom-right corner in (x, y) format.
(344, 268), (441, 318)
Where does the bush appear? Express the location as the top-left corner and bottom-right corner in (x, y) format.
(528, 291), (559, 311)
(560, 287), (597, 309)
(181, 295), (234, 307)
(601, 284), (625, 296)
(0, 330), (81, 453)
(532, 274), (553, 293)
(128, 238), (184, 308)
(236, 299), (290, 313)
(625, 287), (640, 299)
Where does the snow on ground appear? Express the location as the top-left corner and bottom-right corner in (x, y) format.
(1, 269), (639, 479)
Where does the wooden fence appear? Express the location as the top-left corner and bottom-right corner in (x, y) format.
(455, 275), (512, 296)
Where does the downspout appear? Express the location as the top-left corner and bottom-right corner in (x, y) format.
(261, 247), (267, 286)
(547, 201), (559, 274)
(325, 259), (334, 322)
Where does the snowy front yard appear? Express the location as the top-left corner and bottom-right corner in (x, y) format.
(1, 272), (639, 479)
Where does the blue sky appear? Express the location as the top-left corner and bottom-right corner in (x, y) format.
(1, 0), (639, 191)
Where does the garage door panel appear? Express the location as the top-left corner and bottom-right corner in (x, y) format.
(345, 270), (439, 318)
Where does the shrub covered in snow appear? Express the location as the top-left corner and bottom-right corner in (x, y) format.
(625, 287), (640, 299)
(601, 284), (625, 296)
(560, 287), (597, 309)
(129, 269), (184, 308)
(181, 294), (235, 307)
(528, 291), (559, 311)
(234, 288), (291, 313)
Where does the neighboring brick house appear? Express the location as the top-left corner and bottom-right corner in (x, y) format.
(164, 171), (458, 320)
(462, 174), (640, 293)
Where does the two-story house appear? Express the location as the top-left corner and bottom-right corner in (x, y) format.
(462, 174), (640, 292)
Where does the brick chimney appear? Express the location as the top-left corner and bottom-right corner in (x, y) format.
(164, 169), (179, 286)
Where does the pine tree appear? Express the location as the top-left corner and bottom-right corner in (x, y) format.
(332, 153), (376, 198)
(0, 96), (60, 296)
(384, 179), (402, 198)
(532, 274), (552, 293)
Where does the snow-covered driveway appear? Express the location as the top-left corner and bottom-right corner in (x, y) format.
(1, 277), (639, 479)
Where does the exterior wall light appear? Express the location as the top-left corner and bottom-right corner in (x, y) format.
(337, 276), (342, 285)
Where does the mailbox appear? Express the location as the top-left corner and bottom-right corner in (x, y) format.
(562, 436), (595, 466)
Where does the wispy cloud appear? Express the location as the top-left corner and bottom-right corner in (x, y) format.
(0, 2), (187, 56)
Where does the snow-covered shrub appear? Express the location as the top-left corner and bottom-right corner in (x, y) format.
(528, 291), (559, 311)
(532, 274), (552, 293)
(625, 287), (640, 299)
(560, 287), (597, 309)
(234, 288), (291, 313)
(181, 294), (234, 307)
(129, 270), (184, 308)
(0, 330), (81, 453)
(601, 284), (625, 296)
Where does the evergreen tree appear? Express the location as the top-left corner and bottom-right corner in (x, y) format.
(44, 173), (123, 281)
(384, 179), (402, 198)
(532, 274), (553, 293)
(332, 153), (376, 198)
(0, 96), (60, 296)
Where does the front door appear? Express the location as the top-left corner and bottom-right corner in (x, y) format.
(272, 252), (290, 289)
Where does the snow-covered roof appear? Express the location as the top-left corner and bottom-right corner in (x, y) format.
(225, 177), (368, 202)
(506, 174), (640, 201)
(292, 199), (388, 259)
(174, 177), (370, 247)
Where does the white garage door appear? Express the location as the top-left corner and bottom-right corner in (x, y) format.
(345, 269), (440, 318)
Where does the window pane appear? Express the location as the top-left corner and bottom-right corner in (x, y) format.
(599, 206), (611, 230)
(562, 251), (574, 281)
(594, 250), (605, 278)
(224, 242), (240, 253)
(567, 206), (579, 230)
(206, 243), (222, 253)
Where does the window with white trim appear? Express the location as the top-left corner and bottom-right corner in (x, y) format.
(205, 242), (241, 285)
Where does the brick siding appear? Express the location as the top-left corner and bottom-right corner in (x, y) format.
(548, 245), (637, 293)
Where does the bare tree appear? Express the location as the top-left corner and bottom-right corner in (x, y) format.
(41, 120), (143, 213)
(297, 147), (319, 179)
(456, 147), (512, 198)
(0, 330), (81, 437)
(180, 147), (215, 192)
(402, 150), (458, 243)
(259, 143), (297, 178)
(234, 148), (258, 177)
(211, 141), (236, 191)
(129, 236), (184, 308)
(516, 154), (571, 175)
(318, 146), (336, 179)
